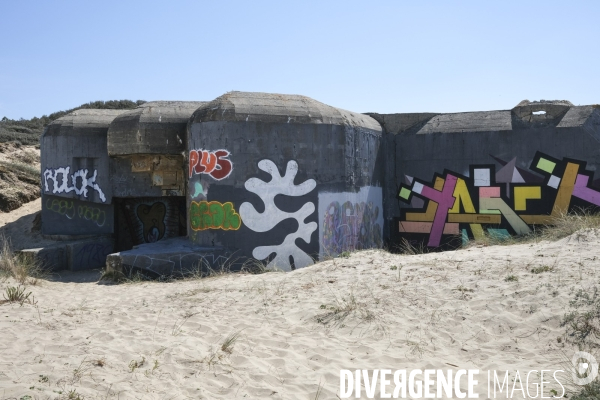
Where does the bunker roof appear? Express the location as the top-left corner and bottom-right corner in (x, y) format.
(369, 100), (600, 135)
(107, 101), (207, 156)
(43, 109), (127, 137)
(189, 91), (382, 132)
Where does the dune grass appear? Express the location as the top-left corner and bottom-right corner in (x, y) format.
(0, 234), (46, 285)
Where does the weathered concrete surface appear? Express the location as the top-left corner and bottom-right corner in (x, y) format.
(107, 101), (206, 156)
(370, 100), (600, 245)
(19, 245), (66, 271)
(18, 236), (113, 271)
(113, 196), (186, 252)
(107, 102), (202, 198)
(67, 237), (114, 271)
(187, 92), (384, 270)
(41, 110), (125, 207)
(105, 237), (232, 277)
(41, 194), (114, 235)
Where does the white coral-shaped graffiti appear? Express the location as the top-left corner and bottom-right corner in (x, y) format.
(239, 159), (317, 271)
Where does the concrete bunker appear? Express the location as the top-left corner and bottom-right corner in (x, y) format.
(33, 94), (600, 274)
(187, 92), (383, 271)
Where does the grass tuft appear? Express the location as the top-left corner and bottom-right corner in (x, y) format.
(540, 209), (600, 241)
(0, 235), (46, 284)
(3, 285), (35, 305)
(221, 331), (242, 354)
(531, 265), (553, 274)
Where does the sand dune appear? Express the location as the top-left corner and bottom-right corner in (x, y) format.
(1, 216), (596, 398)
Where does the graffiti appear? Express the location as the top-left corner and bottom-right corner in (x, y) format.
(74, 243), (113, 268)
(189, 149), (232, 180)
(121, 198), (182, 245)
(318, 187), (384, 256)
(239, 159), (317, 271)
(190, 201), (241, 231)
(191, 180), (210, 200)
(43, 167), (106, 202)
(396, 152), (600, 248)
(136, 202), (167, 243)
(77, 204), (106, 227)
(322, 201), (382, 254)
(45, 198), (106, 227)
(45, 197), (75, 219)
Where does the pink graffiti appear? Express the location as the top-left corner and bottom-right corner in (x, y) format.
(189, 149), (232, 180)
(573, 174), (600, 206)
(414, 175), (458, 247)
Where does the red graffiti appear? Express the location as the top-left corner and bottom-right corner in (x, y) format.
(189, 149), (233, 180)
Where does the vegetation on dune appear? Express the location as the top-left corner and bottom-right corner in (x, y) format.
(0, 99), (146, 145)
(0, 235), (47, 285)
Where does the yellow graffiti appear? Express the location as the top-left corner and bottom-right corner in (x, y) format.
(46, 198), (75, 219)
(449, 178), (476, 214)
(45, 198), (106, 227)
(78, 205), (106, 227)
(514, 186), (542, 211)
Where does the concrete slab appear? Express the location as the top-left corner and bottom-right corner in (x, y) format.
(19, 245), (67, 271)
(18, 236), (114, 272)
(68, 237), (114, 271)
(105, 237), (233, 277)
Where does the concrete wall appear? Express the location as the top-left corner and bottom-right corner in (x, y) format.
(41, 194), (114, 235)
(41, 109), (125, 206)
(370, 102), (600, 250)
(107, 102), (203, 198)
(186, 92), (384, 271)
(40, 109), (125, 236)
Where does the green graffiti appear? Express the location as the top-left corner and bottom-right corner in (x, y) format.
(190, 201), (241, 231)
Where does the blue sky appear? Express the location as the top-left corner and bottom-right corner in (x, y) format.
(1, 1), (598, 119)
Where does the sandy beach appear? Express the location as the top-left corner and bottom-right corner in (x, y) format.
(0, 201), (596, 399)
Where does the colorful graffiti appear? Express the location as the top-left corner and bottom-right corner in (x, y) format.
(396, 152), (600, 248)
(190, 201), (241, 231)
(239, 159), (317, 271)
(318, 187), (384, 256)
(120, 198), (182, 245)
(322, 201), (382, 254)
(189, 149), (232, 180)
(43, 167), (106, 202)
(45, 197), (107, 227)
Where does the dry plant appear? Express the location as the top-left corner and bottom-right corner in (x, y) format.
(221, 331), (242, 354)
(464, 209), (600, 249)
(540, 209), (600, 241)
(556, 285), (600, 399)
(561, 286), (600, 347)
(396, 238), (429, 255)
(240, 257), (275, 274)
(0, 234), (47, 284)
(70, 357), (92, 384)
(129, 356), (146, 372)
(314, 283), (383, 335)
(404, 331), (429, 358)
(171, 311), (199, 336)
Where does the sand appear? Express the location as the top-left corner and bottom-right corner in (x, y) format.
(0, 198), (57, 251)
(0, 202), (597, 399)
